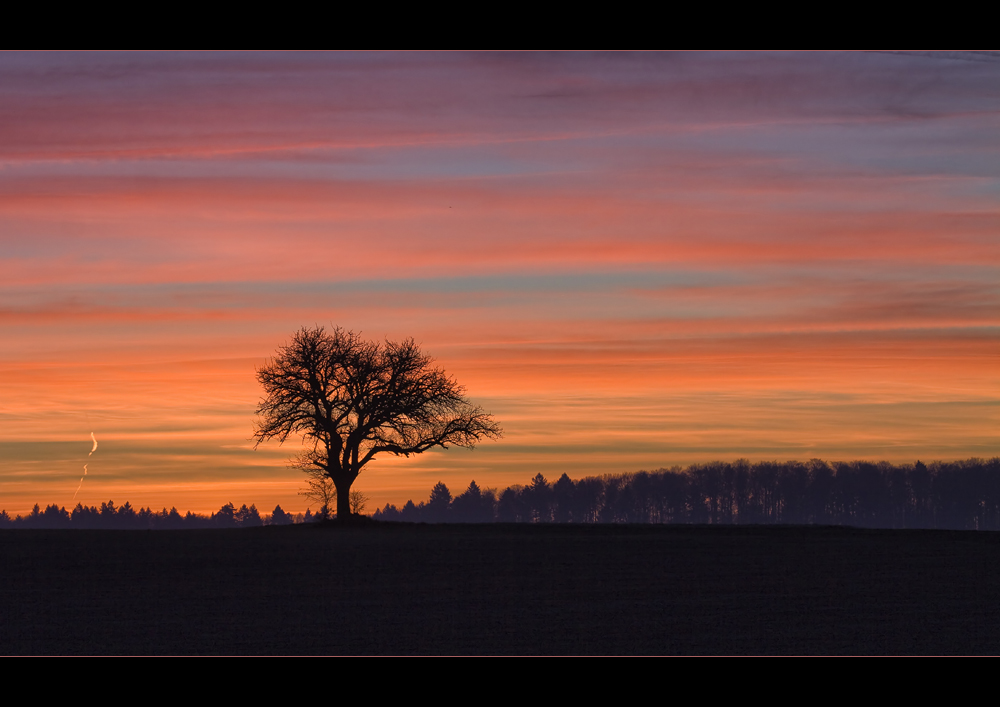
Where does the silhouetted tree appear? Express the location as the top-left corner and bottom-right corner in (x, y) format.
(451, 480), (480, 522)
(752, 462), (782, 523)
(910, 460), (934, 527)
(166, 507), (184, 529)
(137, 506), (154, 528)
(349, 490), (369, 515)
(497, 486), (523, 523)
(213, 502), (237, 528)
(184, 510), (206, 528)
(373, 503), (402, 521)
(399, 499), (421, 522)
(71, 503), (97, 528)
(657, 468), (690, 523)
(253, 326), (502, 521)
(269, 505), (293, 525)
(40, 504), (71, 529)
(98, 500), (117, 528)
(426, 482), (453, 522)
(299, 466), (337, 519)
(572, 477), (604, 524)
(600, 474), (628, 523)
(236, 504), (263, 527)
(118, 501), (138, 529)
(630, 472), (660, 523)
(526, 473), (552, 522)
(687, 465), (715, 524)
(25, 503), (42, 528)
(806, 459), (835, 524)
(551, 473), (575, 522)
(452, 480), (496, 522)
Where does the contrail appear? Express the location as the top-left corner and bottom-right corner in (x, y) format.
(73, 464), (88, 500)
(72, 432), (98, 502)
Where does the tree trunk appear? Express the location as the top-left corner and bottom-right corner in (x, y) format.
(335, 477), (352, 520)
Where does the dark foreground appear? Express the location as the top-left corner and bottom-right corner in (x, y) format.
(3, 523), (1000, 655)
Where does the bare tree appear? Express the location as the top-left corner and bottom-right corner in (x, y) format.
(253, 326), (502, 521)
(299, 464), (337, 519)
(349, 490), (369, 515)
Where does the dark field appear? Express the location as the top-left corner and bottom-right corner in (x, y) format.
(3, 523), (1000, 655)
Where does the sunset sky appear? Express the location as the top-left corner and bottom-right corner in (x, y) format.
(1, 51), (997, 516)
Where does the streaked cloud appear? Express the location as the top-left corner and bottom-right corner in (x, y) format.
(0, 52), (997, 515)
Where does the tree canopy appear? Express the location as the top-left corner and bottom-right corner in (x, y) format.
(252, 326), (502, 520)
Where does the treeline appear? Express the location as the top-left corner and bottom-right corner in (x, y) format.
(373, 458), (1000, 530)
(7, 458), (1000, 531)
(0, 500), (313, 530)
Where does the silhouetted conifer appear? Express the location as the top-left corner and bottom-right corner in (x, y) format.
(269, 505), (292, 525)
(497, 486), (522, 523)
(427, 482), (452, 522)
(452, 480), (496, 523)
(399, 500), (421, 522)
(373, 503), (402, 522)
(213, 503), (237, 528)
(237, 504), (263, 527)
(526, 473), (552, 522)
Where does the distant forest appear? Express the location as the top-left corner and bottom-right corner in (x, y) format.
(374, 458), (1000, 531)
(0, 501), (305, 530)
(4, 458), (1000, 531)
